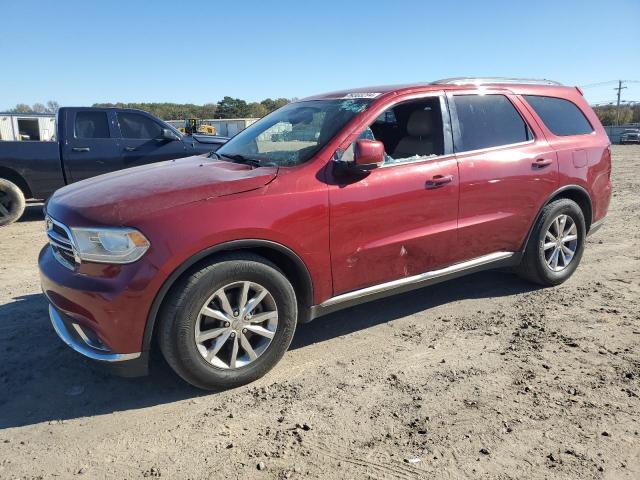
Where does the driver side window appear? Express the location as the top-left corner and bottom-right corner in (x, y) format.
(118, 112), (163, 139)
(341, 96), (448, 164)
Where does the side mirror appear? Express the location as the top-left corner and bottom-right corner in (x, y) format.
(159, 128), (180, 141)
(354, 139), (384, 169)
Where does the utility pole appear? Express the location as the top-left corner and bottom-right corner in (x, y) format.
(614, 80), (627, 126)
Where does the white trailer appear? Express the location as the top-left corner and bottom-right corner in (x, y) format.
(0, 113), (56, 141)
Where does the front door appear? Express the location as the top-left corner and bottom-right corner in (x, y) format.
(327, 95), (459, 295)
(116, 111), (187, 168)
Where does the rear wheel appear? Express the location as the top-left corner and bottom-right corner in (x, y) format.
(0, 179), (26, 227)
(516, 198), (586, 286)
(158, 253), (297, 390)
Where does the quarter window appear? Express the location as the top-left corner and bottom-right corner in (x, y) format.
(452, 95), (531, 152)
(75, 112), (110, 139)
(118, 112), (163, 139)
(524, 95), (593, 136)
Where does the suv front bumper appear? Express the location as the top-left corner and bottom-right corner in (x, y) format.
(39, 244), (157, 377)
(48, 305), (149, 376)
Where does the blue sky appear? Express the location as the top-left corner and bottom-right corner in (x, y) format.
(1, 0), (639, 109)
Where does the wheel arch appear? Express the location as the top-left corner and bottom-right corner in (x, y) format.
(521, 184), (593, 252)
(141, 239), (314, 354)
(0, 166), (32, 199)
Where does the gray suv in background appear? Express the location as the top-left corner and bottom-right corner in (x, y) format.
(620, 128), (640, 144)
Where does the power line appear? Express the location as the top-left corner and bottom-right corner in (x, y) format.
(580, 79), (640, 88)
(581, 80), (619, 88)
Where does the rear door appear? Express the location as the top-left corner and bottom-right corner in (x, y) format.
(61, 109), (121, 182)
(448, 92), (558, 259)
(115, 111), (187, 167)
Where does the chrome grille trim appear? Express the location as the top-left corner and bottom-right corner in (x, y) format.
(45, 215), (79, 270)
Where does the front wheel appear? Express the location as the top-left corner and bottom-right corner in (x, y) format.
(158, 253), (297, 390)
(516, 198), (586, 286)
(0, 179), (26, 227)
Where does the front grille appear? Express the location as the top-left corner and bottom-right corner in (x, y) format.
(45, 216), (78, 269)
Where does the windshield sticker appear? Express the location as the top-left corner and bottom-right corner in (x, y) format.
(342, 92), (381, 99)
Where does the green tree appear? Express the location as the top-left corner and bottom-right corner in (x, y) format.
(247, 102), (268, 118)
(201, 103), (218, 118)
(216, 97), (250, 118)
(260, 98), (289, 113)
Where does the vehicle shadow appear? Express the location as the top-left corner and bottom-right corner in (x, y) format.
(0, 270), (538, 429)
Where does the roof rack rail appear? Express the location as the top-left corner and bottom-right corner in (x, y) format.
(432, 77), (563, 86)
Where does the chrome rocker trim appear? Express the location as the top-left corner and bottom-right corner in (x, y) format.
(49, 305), (141, 362)
(311, 251), (517, 319)
(588, 217), (606, 236)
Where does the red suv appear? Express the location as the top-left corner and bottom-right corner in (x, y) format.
(39, 78), (612, 389)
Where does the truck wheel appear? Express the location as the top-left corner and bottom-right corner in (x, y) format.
(158, 253), (297, 390)
(0, 179), (26, 227)
(516, 199), (586, 286)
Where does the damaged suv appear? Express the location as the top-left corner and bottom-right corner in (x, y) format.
(40, 78), (612, 389)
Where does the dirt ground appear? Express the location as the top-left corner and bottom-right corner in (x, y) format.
(0, 146), (638, 480)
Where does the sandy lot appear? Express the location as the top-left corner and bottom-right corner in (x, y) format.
(0, 146), (638, 479)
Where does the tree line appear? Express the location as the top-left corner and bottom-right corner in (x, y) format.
(3, 97), (291, 120)
(93, 97), (292, 120)
(6, 101), (60, 114)
(5, 98), (640, 126)
(592, 104), (640, 126)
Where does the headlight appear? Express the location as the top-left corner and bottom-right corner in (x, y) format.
(70, 227), (150, 264)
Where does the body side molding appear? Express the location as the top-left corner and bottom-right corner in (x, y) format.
(310, 251), (518, 319)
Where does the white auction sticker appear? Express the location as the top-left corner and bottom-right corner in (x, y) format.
(342, 92), (382, 99)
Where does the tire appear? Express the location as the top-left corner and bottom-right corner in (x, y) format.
(0, 179), (26, 227)
(516, 198), (586, 286)
(158, 252), (297, 390)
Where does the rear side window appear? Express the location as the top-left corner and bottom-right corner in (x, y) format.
(75, 112), (110, 139)
(452, 95), (531, 152)
(118, 112), (163, 139)
(524, 95), (593, 136)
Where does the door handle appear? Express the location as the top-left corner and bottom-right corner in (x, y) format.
(532, 158), (553, 168)
(426, 174), (453, 189)
(72, 147), (90, 152)
(124, 146), (137, 152)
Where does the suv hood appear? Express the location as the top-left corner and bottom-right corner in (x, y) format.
(47, 156), (277, 225)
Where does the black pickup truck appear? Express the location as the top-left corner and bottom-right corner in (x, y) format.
(0, 107), (227, 225)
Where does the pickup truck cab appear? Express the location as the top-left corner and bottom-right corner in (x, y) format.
(39, 78), (612, 390)
(0, 107), (227, 225)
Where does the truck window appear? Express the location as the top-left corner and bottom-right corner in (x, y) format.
(452, 95), (532, 152)
(75, 112), (110, 139)
(523, 95), (593, 136)
(118, 112), (163, 139)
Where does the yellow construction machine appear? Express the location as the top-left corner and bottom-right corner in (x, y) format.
(178, 118), (217, 135)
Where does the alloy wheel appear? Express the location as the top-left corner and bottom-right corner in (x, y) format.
(543, 214), (578, 272)
(195, 281), (278, 369)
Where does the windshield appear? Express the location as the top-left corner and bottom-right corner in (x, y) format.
(215, 99), (372, 167)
